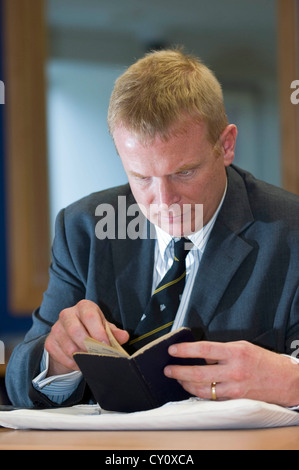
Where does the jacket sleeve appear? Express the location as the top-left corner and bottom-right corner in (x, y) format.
(5, 208), (90, 408)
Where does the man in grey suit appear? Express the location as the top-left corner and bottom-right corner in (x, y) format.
(6, 49), (299, 408)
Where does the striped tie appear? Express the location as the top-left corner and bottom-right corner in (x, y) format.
(128, 238), (191, 352)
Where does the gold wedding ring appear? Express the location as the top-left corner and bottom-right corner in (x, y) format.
(211, 382), (217, 401)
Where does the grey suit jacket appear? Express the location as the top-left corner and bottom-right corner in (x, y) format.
(6, 165), (299, 407)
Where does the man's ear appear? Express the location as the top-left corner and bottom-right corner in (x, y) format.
(219, 124), (238, 167)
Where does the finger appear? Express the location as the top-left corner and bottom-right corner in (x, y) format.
(45, 333), (80, 374)
(178, 380), (230, 401)
(50, 346), (80, 373)
(168, 340), (230, 362)
(75, 301), (129, 346)
(164, 363), (226, 384)
(108, 323), (130, 345)
(59, 307), (91, 350)
(75, 300), (109, 343)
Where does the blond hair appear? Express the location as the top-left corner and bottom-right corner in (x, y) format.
(108, 48), (228, 146)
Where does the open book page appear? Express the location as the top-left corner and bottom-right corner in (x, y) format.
(84, 326), (192, 358)
(130, 328), (187, 358)
(84, 322), (129, 358)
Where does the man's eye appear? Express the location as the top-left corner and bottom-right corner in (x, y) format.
(134, 175), (150, 182)
(178, 170), (194, 177)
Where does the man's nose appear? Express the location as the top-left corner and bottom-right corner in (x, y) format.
(156, 178), (180, 207)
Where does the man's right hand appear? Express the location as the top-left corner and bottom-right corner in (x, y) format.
(44, 299), (129, 377)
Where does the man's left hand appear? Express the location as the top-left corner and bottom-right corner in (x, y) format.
(164, 340), (299, 407)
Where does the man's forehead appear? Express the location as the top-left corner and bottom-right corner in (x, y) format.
(113, 118), (209, 149)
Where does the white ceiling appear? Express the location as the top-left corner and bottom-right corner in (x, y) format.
(46, 0), (276, 41)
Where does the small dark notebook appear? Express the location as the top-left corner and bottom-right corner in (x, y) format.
(74, 326), (205, 413)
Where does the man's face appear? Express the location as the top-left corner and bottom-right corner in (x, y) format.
(113, 119), (236, 237)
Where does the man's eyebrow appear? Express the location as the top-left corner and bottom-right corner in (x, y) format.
(129, 170), (147, 178)
(173, 162), (201, 173)
(128, 163), (201, 178)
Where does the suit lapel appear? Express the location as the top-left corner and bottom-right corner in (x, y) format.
(185, 165), (255, 329)
(111, 203), (156, 334)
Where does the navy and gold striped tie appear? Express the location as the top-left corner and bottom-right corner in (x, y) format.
(128, 238), (191, 352)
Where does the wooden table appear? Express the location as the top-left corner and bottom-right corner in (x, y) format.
(1, 426), (299, 450)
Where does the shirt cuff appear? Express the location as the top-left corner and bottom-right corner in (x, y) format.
(32, 349), (83, 405)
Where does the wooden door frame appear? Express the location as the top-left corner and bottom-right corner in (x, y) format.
(2, 0), (50, 314)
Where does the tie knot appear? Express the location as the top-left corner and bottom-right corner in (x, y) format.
(174, 238), (191, 262)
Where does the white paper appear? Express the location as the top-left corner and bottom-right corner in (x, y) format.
(1, 398), (299, 430)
